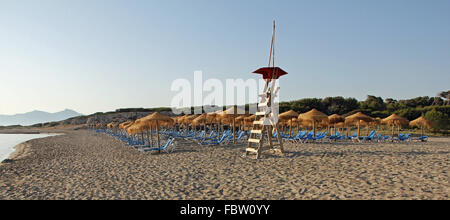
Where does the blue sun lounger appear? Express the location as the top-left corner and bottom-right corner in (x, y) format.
(138, 138), (176, 153)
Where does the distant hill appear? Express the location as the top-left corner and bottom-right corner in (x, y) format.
(0, 109), (83, 126)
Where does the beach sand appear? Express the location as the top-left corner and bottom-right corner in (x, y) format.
(0, 130), (448, 200)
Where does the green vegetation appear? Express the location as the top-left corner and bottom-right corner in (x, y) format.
(279, 92), (449, 134)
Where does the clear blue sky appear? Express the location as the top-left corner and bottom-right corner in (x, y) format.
(1, 0), (449, 115)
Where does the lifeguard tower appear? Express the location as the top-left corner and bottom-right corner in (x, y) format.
(246, 21), (288, 159)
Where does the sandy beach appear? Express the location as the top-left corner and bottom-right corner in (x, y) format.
(0, 130), (448, 200)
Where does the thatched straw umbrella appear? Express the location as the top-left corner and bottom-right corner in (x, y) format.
(219, 106), (246, 144)
(119, 121), (133, 130)
(205, 112), (220, 134)
(410, 116), (432, 137)
(298, 109), (329, 137)
(140, 112), (174, 153)
(382, 114), (409, 137)
(182, 115), (197, 131)
(235, 115), (247, 131)
(243, 115), (256, 132)
(328, 114), (344, 136)
(126, 122), (148, 144)
(345, 112), (373, 137)
(279, 110), (299, 137)
(192, 113), (208, 132)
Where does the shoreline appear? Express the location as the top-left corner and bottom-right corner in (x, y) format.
(0, 133), (63, 164)
(8, 142), (32, 161)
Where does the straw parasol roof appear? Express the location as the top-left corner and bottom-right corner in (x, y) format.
(181, 115), (198, 124)
(335, 122), (346, 128)
(119, 121), (133, 129)
(382, 114), (409, 126)
(127, 123), (145, 135)
(298, 109), (329, 137)
(345, 112), (373, 124)
(410, 116), (432, 129)
(382, 114), (410, 137)
(192, 113), (207, 125)
(206, 112), (217, 123)
(245, 115), (256, 122)
(345, 112), (373, 137)
(299, 109), (329, 122)
(279, 110), (299, 121)
(140, 112), (173, 123)
(328, 114), (344, 124)
(235, 115), (247, 122)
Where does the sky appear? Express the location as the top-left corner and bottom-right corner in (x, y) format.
(1, 0), (449, 115)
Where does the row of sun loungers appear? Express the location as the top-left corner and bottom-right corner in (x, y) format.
(94, 128), (428, 154)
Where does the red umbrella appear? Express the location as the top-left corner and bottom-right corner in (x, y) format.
(253, 67), (288, 79)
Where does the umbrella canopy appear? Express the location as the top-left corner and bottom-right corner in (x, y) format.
(410, 116), (432, 136)
(382, 114), (409, 137)
(173, 116), (185, 124)
(279, 110), (299, 121)
(298, 109), (329, 137)
(192, 113), (208, 125)
(119, 121), (133, 130)
(335, 122), (346, 128)
(245, 115), (256, 122)
(382, 114), (409, 126)
(139, 112), (174, 151)
(345, 112), (373, 137)
(299, 109), (329, 122)
(279, 110), (299, 137)
(206, 112), (217, 123)
(140, 112), (173, 123)
(127, 123), (146, 135)
(182, 115), (198, 124)
(235, 115), (247, 122)
(253, 67), (288, 79)
(345, 112), (373, 124)
(328, 114), (344, 124)
(410, 116), (432, 129)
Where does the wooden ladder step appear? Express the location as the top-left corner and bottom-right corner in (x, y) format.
(250, 130), (262, 134)
(253, 120), (264, 125)
(248, 138), (261, 143)
(255, 111), (267, 116)
(258, 102), (268, 107)
(246, 148), (258, 153)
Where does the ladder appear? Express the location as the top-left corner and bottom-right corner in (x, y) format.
(245, 78), (284, 159)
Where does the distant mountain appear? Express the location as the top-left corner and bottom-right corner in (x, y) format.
(0, 109), (83, 126)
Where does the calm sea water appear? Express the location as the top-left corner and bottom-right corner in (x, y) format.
(0, 134), (57, 161)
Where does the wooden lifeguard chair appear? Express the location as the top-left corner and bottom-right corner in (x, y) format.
(246, 21), (288, 159)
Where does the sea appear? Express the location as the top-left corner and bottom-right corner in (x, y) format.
(0, 134), (57, 162)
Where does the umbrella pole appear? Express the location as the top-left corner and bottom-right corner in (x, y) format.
(357, 122), (360, 137)
(289, 119), (293, 137)
(313, 121), (316, 138)
(346, 126), (349, 137)
(157, 120), (161, 153)
(392, 125), (394, 137)
(150, 124), (153, 147)
(233, 118), (236, 144)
